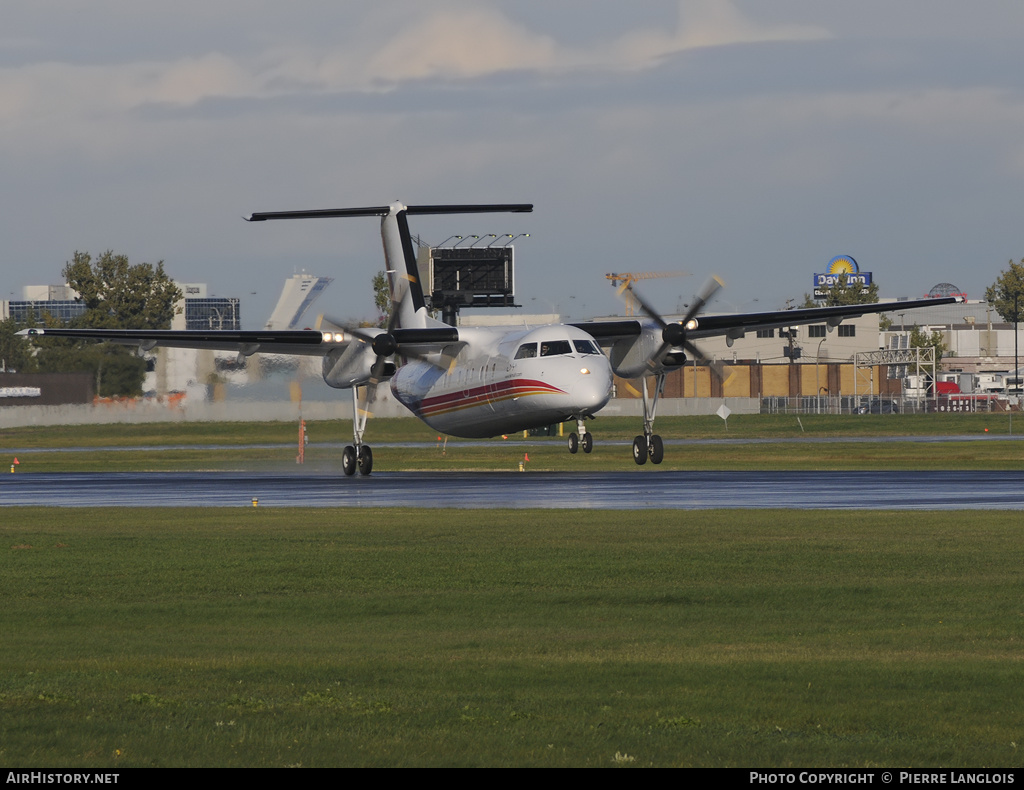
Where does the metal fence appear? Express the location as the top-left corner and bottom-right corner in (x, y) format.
(759, 395), (1016, 415)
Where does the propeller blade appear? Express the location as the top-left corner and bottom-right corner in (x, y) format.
(682, 338), (726, 379)
(645, 341), (672, 373)
(396, 344), (452, 371)
(321, 314), (450, 375)
(621, 282), (669, 330)
(682, 275), (724, 327)
(616, 275), (725, 375)
(355, 384), (374, 421)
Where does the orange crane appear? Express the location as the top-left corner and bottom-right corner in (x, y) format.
(605, 271), (691, 316)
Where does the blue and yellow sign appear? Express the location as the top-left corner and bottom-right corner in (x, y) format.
(826, 255), (859, 275)
(813, 255), (872, 296)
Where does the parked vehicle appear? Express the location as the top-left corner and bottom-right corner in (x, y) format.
(857, 398), (900, 414)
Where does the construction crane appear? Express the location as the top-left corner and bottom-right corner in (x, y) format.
(605, 271), (691, 316)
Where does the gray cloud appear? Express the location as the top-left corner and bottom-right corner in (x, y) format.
(2, 1), (1023, 323)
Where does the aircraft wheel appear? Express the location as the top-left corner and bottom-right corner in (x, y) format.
(357, 445), (373, 476)
(649, 434), (664, 464)
(342, 445), (357, 477)
(632, 435), (648, 465)
(581, 432), (593, 454)
(568, 432), (579, 454)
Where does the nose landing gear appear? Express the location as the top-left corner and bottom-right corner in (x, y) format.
(567, 416), (594, 454)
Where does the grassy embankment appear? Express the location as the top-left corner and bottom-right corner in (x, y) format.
(3, 507), (1022, 767)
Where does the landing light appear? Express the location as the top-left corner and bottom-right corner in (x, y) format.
(322, 331), (345, 343)
(684, 318), (699, 331)
(580, 367), (590, 375)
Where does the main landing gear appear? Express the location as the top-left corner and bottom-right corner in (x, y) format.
(633, 373), (666, 465)
(343, 387), (374, 476)
(567, 415), (594, 454)
(342, 444), (373, 476)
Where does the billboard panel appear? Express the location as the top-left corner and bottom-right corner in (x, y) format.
(420, 246), (516, 308)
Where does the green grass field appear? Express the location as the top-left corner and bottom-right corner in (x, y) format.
(4, 413), (1024, 472)
(2, 414), (1022, 767)
(4, 412), (1022, 448)
(3, 507), (1023, 768)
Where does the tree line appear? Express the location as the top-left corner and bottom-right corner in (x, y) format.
(1, 251), (181, 397)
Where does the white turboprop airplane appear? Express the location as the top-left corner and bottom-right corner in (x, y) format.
(21, 202), (960, 474)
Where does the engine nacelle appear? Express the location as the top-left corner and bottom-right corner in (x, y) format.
(607, 331), (664, 379)
(322, 343), (378, 389)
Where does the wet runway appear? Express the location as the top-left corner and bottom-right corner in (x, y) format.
(3, 469), (1023, 509)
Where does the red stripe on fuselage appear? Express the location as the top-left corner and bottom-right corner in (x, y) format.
(412, 378), (566, 418)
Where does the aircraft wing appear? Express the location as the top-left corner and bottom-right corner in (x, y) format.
(570, 296), (961, 379)
(572, 296), (960, 343)
(688, 296), (961, 340)
(17, 327), (332, 356)
(16, 325), (463, 357)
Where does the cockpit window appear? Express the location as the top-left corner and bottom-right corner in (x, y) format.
(514, 343), (538, 359)
(540, 340), (573, 357)
(573, 339), (602, 355)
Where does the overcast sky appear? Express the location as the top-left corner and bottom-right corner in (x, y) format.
(3, 1), (1024, 327)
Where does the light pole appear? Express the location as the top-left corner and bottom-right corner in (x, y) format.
(1007, 290), (1015, 432)
(815, 337), (827, 414)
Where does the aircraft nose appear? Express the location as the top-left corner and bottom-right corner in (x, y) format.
(572, 359), (612, 412)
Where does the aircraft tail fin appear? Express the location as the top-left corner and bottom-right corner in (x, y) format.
(246, 202), (532, 330)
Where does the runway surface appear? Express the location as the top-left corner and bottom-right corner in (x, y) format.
(3, 469), (1023, 509)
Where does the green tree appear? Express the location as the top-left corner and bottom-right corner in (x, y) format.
(984, 258), (1024, 323)
(29, 251), (182, 397)
(909, 324), (949, 359)
(33, 337), (148, 397)
(373, 270), (391, 327)
(0, 317), (39, 373)
(63, 250), (181, 329)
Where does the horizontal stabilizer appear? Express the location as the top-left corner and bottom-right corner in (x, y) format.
(405, 204), (533, 216)
(245, 204), (533, 222)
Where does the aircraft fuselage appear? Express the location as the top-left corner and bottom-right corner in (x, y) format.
(391, 324), (612, 438)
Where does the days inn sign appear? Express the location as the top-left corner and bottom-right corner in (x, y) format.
(813, 255), (872, 299)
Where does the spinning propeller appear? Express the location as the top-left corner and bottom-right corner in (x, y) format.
(620, 275), (724, 373)
(325, 313), (453, 418)
(329, 315), (398, 417)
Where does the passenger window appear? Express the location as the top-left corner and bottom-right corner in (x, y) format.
(573, 339), (601, 355)
(540, 340), (572, 357)
(515, 343), (538, 359)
